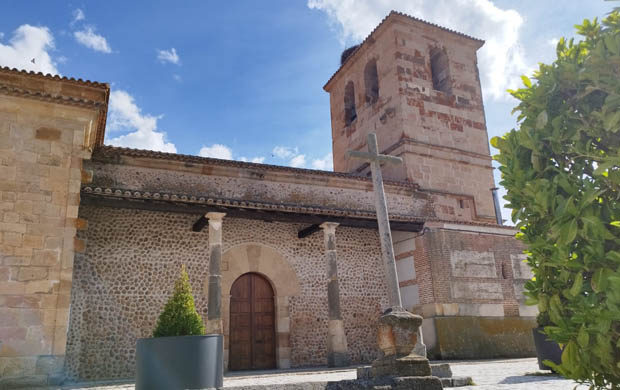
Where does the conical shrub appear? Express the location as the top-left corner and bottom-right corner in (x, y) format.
(153, 265), (206, 337)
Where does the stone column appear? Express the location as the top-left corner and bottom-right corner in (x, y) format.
(320, 222), (350, 367)
(206, 212), (226, 334)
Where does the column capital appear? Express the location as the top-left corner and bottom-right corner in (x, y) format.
(206, 212), (226, 221)
(319, 222), (339, 234)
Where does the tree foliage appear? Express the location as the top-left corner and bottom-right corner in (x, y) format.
(153, 265), (206, 337)
(492, 11), (620, 389)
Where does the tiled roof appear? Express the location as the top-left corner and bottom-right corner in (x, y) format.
(0, 66), (109, 89)
(81, 185), (514, 231)
(323, 10), (484, 90)
(93, 145), (421, 190)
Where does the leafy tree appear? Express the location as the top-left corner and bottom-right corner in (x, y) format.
(492, 10), (620, 389)
(153, 265), (206, 337)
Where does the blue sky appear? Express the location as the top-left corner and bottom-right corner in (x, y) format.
(0, 0), (614, 221)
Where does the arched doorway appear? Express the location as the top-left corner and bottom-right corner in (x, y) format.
(229, 272), (276, 370)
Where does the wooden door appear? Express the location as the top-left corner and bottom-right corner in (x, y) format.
(229, 273), (276, 370)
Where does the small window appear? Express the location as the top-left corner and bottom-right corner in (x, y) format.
(344, 81), (357, 126)
(430, 48), (451, 94)
(364, 60), (379, 104)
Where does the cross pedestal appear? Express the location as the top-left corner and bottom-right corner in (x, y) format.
(348, 133), (436, 386)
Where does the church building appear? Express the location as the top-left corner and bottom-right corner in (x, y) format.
(0, 11), (536, 387)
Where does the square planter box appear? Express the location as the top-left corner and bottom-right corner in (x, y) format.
(136, 334), (223, 390)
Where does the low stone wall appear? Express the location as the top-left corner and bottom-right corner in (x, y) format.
(428, 316), (536, 359)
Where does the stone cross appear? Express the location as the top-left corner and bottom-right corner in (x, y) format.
(348, 133), (403, 309)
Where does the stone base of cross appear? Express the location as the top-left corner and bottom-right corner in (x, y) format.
(348, 133), (431, 380)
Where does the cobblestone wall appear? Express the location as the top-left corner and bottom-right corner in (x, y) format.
(66, 206), (388, 381)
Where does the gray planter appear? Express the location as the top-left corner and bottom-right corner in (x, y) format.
(532, 327), (562, 371)
(136, 335), (223, 390)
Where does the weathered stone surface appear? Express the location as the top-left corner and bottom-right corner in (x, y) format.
(377, 309), (423, 357)
(431, 316), (537, 359)
(371, 354), (431, 378)
(35, 355), (64, 375)
(450, 251), (496, 278)
(510, 254), (533, 280)
(451, 281), (503, 300)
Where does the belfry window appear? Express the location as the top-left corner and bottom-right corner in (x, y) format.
(364, 60), (379, 104)
(344, 81), (357, 125)
(430, 48), (451, 94)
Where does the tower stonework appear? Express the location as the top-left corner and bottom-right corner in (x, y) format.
(325, 11), (496, 223)
(324, 12), (536, 359)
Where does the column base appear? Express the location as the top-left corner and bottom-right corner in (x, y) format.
(328, 351), (351, 368)
(370, 353), (431, 378)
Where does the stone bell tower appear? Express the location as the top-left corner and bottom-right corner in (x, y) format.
(324, 11), (497, 222)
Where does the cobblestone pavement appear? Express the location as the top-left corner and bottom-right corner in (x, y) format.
(21, 358), (587, 390)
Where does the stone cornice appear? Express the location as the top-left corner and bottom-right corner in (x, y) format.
(0, 66), (110, 148)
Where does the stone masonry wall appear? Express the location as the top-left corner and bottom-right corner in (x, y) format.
(0, 94), (101, 388)
(412, 228), (531, 318)
(66, 206), (389, 381)
(327, 14), (496, 221)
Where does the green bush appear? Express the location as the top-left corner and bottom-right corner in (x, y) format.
(492, 11), (620, 389)
(153, 265), (206, 337)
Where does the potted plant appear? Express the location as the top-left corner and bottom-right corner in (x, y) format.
(136, 266), (223, 390)
(532, 308), (562, 371)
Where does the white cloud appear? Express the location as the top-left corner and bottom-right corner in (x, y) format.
(173, 74), (182, 82)
(74, 26), (111, 53)
(240, 156), (266, 164)
(307, 0), (532, 101)
(106, 90), (177, 153)
(548, 38), (559, 47)
(72, 9), (85, 24)
(0, 24), (58, 74)
(272, 146), (298, 159)
(0, 32), (4, 40)
(199, 145), (265, 163)
(157, 48), (180, 65)
(199, 144), (233, 160)
(311, 152), (333, 170)
(290, 154), (306, 168)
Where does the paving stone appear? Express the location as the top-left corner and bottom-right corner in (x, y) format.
(15, 358), (589, 390)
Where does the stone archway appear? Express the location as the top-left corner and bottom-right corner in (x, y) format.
(220, 244), (300, 370)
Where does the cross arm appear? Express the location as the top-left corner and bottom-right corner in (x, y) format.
(347, 150), (403, 165)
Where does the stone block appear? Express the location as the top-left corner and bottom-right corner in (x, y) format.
(458, 303), (504, 317)
(0, 356), (37, 377)
(450, 250), (496, 278)
(519, 304), (538, 317)
(3, 232), (23, 247)
(35, 127), (62, 141)
(0, 282), (25, 295)
(395, 256), (415, 282)
(430, 363), (452, 378)
(31, 249), (60, 267)
(511, 254), (533, 280)
(17, 267), (48, 281)
(24, 280), (57, 294)
(452, 281), (503, 300)
(393, 239), (414, 255)
(2, 256), (29, 266)
(400, 285), (419, 309)
(22, 234), (44, 249)
(0, 374), (47, 388)
(3, 212), (19, 223)
(35, 355), (64, 375)
(433, 316), (537, 359)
